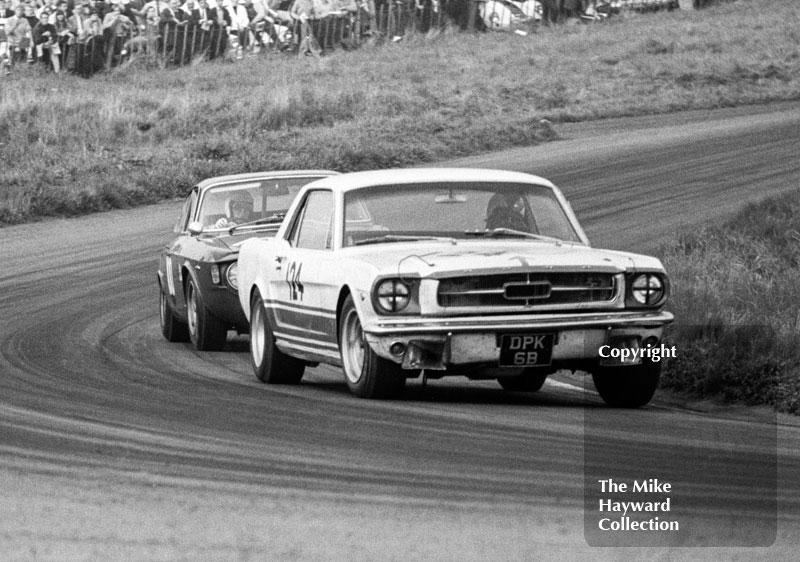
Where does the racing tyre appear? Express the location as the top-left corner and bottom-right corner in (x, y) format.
(339, 294), (405, 399)
(498, 370), (548, 392)
(186, 277), (227, 351)
(250, 291), (305, 384)
(591, 360), (661, 408)
(159, 289), (189, 342)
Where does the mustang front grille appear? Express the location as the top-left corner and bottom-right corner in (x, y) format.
(437, 272), (617, 308)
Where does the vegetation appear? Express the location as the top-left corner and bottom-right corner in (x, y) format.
(659, 191), (800, 414)
(1, 0), (799, 225)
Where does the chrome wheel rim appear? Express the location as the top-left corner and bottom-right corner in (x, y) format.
(187, 283), (198, 338)
(251, 302), (265, 367)
(341, 308), (365, 384)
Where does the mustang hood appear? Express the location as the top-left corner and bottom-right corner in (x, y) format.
(349, 240), (665, 277)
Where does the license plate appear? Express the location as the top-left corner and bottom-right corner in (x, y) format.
(499, 334), (554, 367)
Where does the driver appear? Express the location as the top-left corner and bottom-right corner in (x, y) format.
(485, 192), (529, 232)
(215, 191), (254, 228)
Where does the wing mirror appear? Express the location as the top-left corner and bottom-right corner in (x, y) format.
(187, 221), (204, 236)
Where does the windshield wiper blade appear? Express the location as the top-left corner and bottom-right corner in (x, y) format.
(464, 228), (562, 243)
(353, 234), (456, 246)
(228, 213), (286, 234)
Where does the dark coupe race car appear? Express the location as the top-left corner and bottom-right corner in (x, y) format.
(157, 170), (338, 350)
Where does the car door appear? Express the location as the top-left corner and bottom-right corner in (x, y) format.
(269, 189), (340, 363)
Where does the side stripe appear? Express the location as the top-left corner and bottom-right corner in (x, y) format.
(274, 330), (340, 351)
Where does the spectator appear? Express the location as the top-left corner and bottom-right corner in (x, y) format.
(102, 0), (133, 64)
(197, 0), (218, 29)
(37, 0), (60, 23)
(160, 0), (187, 57)
(181, 0), (201, 25)
(32, 10), (61, 71)
(67, 3), (103, 74)
(222, 0), (250, 58)
(53, 8), (73, 65)
(0, 12), (8, 75)
(6, 3), (32, 68)
(249, 0), (277, 52)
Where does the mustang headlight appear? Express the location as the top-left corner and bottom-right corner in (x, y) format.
(225, 262), (238, 290)
(630, 273), (664, 306)
(376, 279), (410, 313)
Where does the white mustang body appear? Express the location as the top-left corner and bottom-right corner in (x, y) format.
(237, 168), (673, 407)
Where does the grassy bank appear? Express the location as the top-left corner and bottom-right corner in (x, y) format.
(659, 191), (800, 414)
(1, 0), (799, 225)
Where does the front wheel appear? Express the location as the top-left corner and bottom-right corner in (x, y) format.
(250, 291), (305, 384)
(591, 360), (661, 408)
(159, 288), (189, 342)
(339, 294), (405, 399)
(186, 277), (228, 351)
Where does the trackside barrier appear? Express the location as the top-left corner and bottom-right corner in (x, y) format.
(4, 0), (710, 77)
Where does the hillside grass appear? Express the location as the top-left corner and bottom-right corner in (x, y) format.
(1, 0), (799, 225)
(659, 191), (800, 414)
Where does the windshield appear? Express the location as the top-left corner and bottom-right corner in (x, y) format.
(343, 182), (582, 247)
(196, 176), (326, 233)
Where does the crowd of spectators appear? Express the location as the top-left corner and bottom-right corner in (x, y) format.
(0, 0), (692, 76)
(0, 0), (386, 75)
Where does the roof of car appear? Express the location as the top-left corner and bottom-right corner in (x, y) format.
(196, 170), (340, 191)
(303, 168), (557, 193)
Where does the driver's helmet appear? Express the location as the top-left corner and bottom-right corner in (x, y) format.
(225, 190), (254, 221)
(486, 192), (528, 231)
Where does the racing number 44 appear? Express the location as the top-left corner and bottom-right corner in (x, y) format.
(285, 261), (304, 301)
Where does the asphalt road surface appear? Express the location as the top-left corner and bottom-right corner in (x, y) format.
(1, 102), (799, 561)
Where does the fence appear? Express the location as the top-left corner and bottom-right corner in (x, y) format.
(1, 0), (711, 77)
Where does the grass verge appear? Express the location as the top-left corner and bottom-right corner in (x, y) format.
(1, 0), (799, 225)
(659, 190), (800, 414)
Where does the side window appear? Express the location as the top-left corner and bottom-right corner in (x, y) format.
(174, 189), (198, 233)
(288, 190), (334, 250)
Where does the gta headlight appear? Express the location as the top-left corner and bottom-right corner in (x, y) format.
(631, 273), (664, 305)
(376, 279), (410, 313)
(225, 262), (238, 290)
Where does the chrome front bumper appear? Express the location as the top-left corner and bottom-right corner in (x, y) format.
(363, 310), (673, 369)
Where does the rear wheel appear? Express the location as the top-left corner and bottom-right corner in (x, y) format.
(159, 289), (189, 342)
(186, 277), (227, 351)
(339, 295), (405, 399)
(591, 360), (661, 408)
(250, 291), (305, 384)
(497, 370), (548, 392)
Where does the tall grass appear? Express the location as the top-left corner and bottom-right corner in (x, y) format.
(1, 0), (799, 225)
(659, 192), (800, 413)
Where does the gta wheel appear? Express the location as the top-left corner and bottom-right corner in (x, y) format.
(186, 277), (227, 351)
(159, 289), (189, 342)
(250, 291), (305, 384)
(498, 370), (548, 392)
(339, 294), (405, 399)
(591, 360), (661, 408)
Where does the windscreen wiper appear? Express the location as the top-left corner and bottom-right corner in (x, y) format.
(464, 228), (562, 244)
(353, 234), (457, 246)
(229, 213), (286, 234)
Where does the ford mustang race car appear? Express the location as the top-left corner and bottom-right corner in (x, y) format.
(236, 168), (674, 407)
(157, 170), (338, 351)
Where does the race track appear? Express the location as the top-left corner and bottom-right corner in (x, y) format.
(1, 102), (799, 561)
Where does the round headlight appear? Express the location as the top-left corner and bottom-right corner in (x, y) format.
(376, 279), (410, 313)
(225, 262), (238, 290)
(631, 274), (663, 305)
